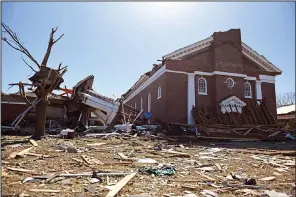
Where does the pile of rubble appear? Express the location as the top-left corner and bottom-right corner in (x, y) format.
(191, 99), (295, 141)
(1, 132), (295, 197)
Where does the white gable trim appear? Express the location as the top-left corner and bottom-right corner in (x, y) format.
(163, 37), (213, 60)
(242, 43), (281, 73)
(123, 65), (166, 104)
(219, 96), (246, 114)
(162, 37), (281, 73)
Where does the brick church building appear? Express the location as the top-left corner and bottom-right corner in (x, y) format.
(122, 29), (282, 125)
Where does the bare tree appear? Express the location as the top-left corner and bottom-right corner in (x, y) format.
(2, 23), (67, 139)
(276, 92), (295, 107)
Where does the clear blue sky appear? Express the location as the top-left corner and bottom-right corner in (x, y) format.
(2, 2), (295, 98)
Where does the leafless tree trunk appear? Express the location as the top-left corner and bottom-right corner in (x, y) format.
(2, 23), (67, 139)
(276, 92), (295, 107)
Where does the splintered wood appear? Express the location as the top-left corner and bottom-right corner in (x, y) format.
(106, 172), (137, 197)
(191, 99), (291, 141)
(81, 155), (104, 165)
(9, 147), (34, 159)
(2, 135), (295, 197)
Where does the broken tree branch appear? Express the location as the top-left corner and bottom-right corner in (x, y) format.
(21, 57), (37, 73)
(41, 27), (64, 67)
(2, 23), (41, 68)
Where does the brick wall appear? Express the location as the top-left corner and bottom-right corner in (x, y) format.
(125, 72), (167, 123)
(212, 29), (244, 74)
(166, 72), (188, 124)
(124, 29), (279, 124)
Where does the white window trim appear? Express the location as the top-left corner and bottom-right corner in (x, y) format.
(244, 82), (252, 98)
(157, 86), (161, 99)
(198, 78), (208, 95)
(140, 97), (143, 110)
(148, 93), (151, 112)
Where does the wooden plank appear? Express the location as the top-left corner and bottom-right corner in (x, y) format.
(29, 189), (60, 193)
(25, 152), (51, 158)
(29, 139), (38, 147)
(231, 129), (242, 136)
(215, 163), (222, 171)
(268, 130), (281, 138)
(118, 152), (128, 159)
(243, 127), (254, 136)
(234, 104), (243, 125)
(106, 172), (137, 197)
(7, 167), (35, 173)
(9, 147), (34, 159)
(254, 100), (268, 125)
(86, 142), (106, 146)
(81, 155), (104, 165)
(250, 99), (263, 124)
(247, 101), (258, 125)
(161, 150), (191, 157)
(195, 171), (216, 182)
(228, 104), (237, 125)
(241, 108), (248, 124)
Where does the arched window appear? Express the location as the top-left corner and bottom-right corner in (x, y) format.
(244, 82), (252, 98)
(198, 78), (207, 95)
(157, 86), (161, 99)
(148, 93), (151, 112)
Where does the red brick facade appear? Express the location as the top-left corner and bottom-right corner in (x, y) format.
(124, 29), (281, 124)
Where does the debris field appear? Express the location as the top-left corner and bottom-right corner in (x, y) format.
(2, 134), (295, 197)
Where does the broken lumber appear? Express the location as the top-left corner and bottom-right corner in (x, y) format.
(243, 127), (254, 136)
(118, 152), (128, 159)
(161, 150), (191, 157)
(106, 172), (137, 197)
(51, 172), (130, 177)
(9, 147), (34, 159)
(29, 189), (60, 193)
(29, 139), (38, 147)
(268, 130), (281, 138)
(236, 149), (296, 156)
(7, 167), (35, 173)
(25, 152), (51, 158)
(81, 155), (104, 165)
(195, 171), (216, 182)
(86, 142), (106, 146)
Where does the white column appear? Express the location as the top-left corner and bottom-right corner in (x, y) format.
(256, 80), (262, 100)
(187, 73), (195, 125)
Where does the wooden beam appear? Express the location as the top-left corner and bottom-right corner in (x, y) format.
(106, 172), (137, 197)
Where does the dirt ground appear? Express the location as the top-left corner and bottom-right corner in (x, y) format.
(1, 134), (295, 197)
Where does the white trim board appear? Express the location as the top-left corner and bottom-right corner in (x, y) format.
(259, 74), (275, 84)
(163, 37), (213, 60)
(123, 68), (275, 103)
(1, 101), (27, 105)
(123, 65), (167, 103)
(242, 43), (281, 73)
